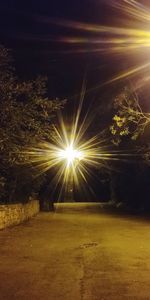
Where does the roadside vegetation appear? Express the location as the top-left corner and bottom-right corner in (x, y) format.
(0, 45), (65, 208)
(0, 44), (150, 213)
(110, 87), (150, 212)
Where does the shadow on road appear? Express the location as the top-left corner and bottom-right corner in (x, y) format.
(54, 202), (150, 223)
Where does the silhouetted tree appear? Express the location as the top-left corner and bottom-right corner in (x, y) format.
(0, 45), (65, 210)
(110, 87), (150, 211)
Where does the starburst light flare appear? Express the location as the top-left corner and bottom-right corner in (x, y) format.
(22, 76), (141, 202)
(39, 0), (150, 91)
(23, 111), (139, 203)
(58, 145), (84, 167)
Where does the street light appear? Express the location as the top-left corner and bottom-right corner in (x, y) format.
(58, 145), (84, 167)
(23, 119), (109, 203)
(57, 144), (84, 202)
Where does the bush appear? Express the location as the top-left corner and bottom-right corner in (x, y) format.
(110, 161), (150, 212)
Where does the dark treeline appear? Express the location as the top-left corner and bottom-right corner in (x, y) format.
(0, 45), (150, 212)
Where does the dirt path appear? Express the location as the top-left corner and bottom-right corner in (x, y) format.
(0, 203), (150, 300)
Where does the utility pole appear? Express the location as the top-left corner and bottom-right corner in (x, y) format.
(65, 168), (74, 202)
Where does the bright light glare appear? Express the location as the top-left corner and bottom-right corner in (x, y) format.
(22, 113), (136, 203)
(58, 145), (83, 167)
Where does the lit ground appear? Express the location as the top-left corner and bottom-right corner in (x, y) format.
(0, 203), (150, 300)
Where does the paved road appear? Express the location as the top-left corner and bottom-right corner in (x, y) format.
(0, 203), (150, 300)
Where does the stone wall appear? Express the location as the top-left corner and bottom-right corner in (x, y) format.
(0, 200), (39, 230)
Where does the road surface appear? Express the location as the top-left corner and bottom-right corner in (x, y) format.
(0, 203), (150, 300)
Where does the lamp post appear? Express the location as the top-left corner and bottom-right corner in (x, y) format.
(65, 168), (74, 202)
(58, 145), (83, 203)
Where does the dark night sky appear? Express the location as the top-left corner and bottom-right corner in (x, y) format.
(0, 0), (150, 199)
(0, 0), (149, 101)
(0, 1), (126, 97)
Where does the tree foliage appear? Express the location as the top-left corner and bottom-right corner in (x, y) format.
(109, 87), (150, 211)
(0, 45), (65, 202)
(110, 87), (150, 144)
